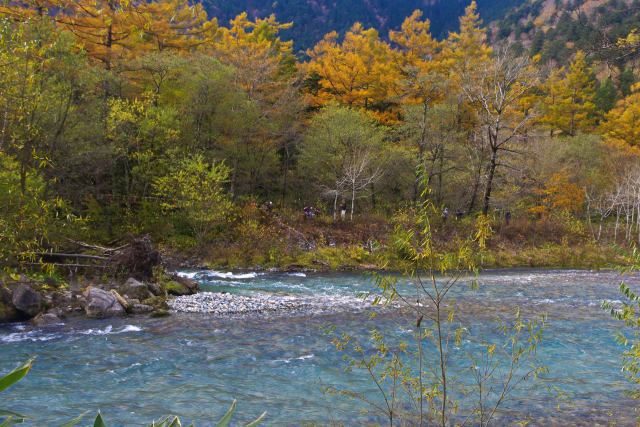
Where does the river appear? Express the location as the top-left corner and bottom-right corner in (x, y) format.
(0, 270), (637, 425)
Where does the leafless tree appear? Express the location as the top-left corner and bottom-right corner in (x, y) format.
(460, 45), (541, 215)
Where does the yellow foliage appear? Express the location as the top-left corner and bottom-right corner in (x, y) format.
(389, 10), (446, 106)
(539, 51), (596, 136)
(305, 22), (400, 124)
(603, 83), (640, 147)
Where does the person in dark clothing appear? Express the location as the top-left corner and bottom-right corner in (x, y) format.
(456, 209), (463, 220)
(304, 206), (314, 219)
(339, 199), (347, 220)
(505, 211), (511, 225)
(442, 207), (449, 223)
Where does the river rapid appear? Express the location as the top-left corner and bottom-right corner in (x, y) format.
(1, 270), (638, 425)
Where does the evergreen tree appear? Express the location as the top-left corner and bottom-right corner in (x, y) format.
(595, 76), (617, 113)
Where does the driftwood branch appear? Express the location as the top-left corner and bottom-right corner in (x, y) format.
(64, 238), (129, 254)
(24, 263), (107, 269)
(35, 252), (109, 261)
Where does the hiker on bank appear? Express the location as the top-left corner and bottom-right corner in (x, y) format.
(339, 199), (347, 221)
(304, 206), (314, 219)
(442, 207), (449, 223)
(505, 210), (511, 225)
(456, 209), (463, 220)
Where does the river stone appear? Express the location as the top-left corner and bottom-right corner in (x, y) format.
(11, 284), (42, 317)
(83, 287), (124, 318)
(131, 303), (154, 314)
(120, 277), (153, 301)
(32, 312), (61, 326)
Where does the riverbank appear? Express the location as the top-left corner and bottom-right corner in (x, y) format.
(166, 209), (629, 272)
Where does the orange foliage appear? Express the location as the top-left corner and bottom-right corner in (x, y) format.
(530, 173), (585, 215)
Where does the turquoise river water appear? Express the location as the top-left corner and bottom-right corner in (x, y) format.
(1, 270), (639, 426)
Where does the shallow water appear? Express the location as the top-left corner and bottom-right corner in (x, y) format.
(1, 270), (638, 425)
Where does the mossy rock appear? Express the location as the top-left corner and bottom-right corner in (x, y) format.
(152, 308), (170, 317)
(165, 281), (191, 296)
(142, 295), (169, 310)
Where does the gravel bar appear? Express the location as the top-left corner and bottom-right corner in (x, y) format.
(168, 292), (381, 316)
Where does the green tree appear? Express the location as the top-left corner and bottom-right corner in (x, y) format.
(154, 154), (233, 248)
(595, 76), (618, 113)
(299, 104), (385, 220)
(618, 67), (635, 97)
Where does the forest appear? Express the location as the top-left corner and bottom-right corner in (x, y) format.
(1, 0), (640, 273)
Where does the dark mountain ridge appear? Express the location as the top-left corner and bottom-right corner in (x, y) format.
(198, 0), (526, 53)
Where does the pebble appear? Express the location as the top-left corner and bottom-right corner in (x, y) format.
(168, 292), (383, 316)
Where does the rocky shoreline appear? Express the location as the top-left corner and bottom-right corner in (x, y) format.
(0, 274), (200, 326)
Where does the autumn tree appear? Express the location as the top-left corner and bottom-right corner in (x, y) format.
(127, 0), (218, 53)
(390, 10), (450, 200)
(211, 13), (305, 197)
(603, 82), (640, 147)
(55, 0), (136, 70)
(446, 1), (492, 84)
(306, 23), (400, 123)
(540, 51), (596, 136)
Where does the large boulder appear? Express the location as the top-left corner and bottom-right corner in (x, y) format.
(31, 312), (61, 326)
(0, 286), (20, 323)
(119, 278), (153, 301)
(83, 286), (124, 318)
(11, 284), (42, 317)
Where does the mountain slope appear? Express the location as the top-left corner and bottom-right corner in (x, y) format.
(199, 0), (525, 53)
(492, 0), (640, 67)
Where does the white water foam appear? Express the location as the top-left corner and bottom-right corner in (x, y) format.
(274, 354), (315, 364)
(285, 272), (307, 278)
(79, 325), (142, 336)
(176, 271), (199, 279)
(205, 271), (260, 280)
(0, 331), (61, 343)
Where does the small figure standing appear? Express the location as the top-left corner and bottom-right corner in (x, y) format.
(505, 210), (511, 225)
(339, 199), (347, 221)
(456, 209), (463, 220)
(442, 207), (449, 223)
(264, 201), (273, 213)
(304, 206), (314, 219)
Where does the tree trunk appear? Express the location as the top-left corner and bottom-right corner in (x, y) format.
(482, 148), (498, 216)
(351, 183), (355, 221)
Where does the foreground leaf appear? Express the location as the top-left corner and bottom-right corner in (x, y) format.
(0, 359), (33, 393)
(58, 411), (90, 427)
(215, 400), (236, 427)
(93, 411), (106, 427)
